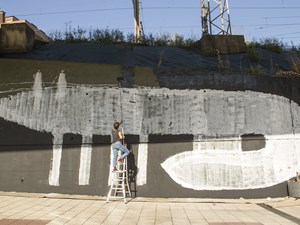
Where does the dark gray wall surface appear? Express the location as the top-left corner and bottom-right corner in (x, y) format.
(0, 120), (290, 198)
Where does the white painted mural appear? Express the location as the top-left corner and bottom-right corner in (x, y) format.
(162, 134), (300, 190)
(0, 70), (299, 190)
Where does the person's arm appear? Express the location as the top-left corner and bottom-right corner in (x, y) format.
(118, 131), (123, 140)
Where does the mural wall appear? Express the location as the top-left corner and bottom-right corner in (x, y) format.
(0, 69), (299, 198)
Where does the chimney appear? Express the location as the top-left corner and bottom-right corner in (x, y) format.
(0, 10), (5, 23)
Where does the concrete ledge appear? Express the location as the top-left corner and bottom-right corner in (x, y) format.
(200, 34), (246, 54)
(0, 191), (293, 204)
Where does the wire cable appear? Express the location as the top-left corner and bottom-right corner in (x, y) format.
(15, 6), (300, 17)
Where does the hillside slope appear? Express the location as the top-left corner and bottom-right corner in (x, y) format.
(1, 42), (297, 76)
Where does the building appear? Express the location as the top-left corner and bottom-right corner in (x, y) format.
(0, 10), (50, 53)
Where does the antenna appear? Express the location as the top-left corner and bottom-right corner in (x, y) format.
(201, 0), (232, 35)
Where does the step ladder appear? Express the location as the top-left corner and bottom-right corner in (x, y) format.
(106, 152), (131, 203)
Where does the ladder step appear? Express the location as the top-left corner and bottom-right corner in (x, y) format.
(111, 187), (129, 190)
(109, 188), (129, 191)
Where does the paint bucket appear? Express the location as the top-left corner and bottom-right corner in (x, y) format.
(287, 181), (300, 198)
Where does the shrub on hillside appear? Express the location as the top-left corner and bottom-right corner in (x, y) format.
(247, 38), (285, 53)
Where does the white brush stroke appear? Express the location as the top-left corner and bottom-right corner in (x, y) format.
(48, 134), (63, 186)
(79, 135), (93, 185)
(161, 134), (300, 190)
(108, 145), (114, 186)
(137, 143), (148, 185)
(1, 79), (298, 137)
(193, 136), (242, 152)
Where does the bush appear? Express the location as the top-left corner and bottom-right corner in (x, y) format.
(246, 38), (285, 53)
(92, 28), (125, 43)
(246, 44), (260, 63)
(248, 65), (265, 75)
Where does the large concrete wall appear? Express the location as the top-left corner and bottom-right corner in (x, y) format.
(0, 60), (299, 198)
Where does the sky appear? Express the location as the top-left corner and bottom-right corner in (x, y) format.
(1, 0), (300, 46)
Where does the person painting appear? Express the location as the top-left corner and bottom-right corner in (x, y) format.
(111, 121), (130, 171)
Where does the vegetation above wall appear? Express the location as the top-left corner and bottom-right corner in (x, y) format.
(48, 25), (299, 51)
(1, 26), (299, 78)
(49, 25), (199, 48)
(47, 26), (300, 77)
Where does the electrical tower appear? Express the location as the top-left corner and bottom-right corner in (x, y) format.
(132, 0), (144, 41)
(201, 0), (232, 35)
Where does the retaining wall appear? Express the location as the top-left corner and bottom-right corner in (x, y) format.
(0, 60), (299, 198)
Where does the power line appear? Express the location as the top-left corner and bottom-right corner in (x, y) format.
(15, 7), (199, 17)
(231, 6), (300, 9)
(16, 8), (133, 16)
(262, 15), (300, 19)
(279, 37), (300, 39)
(15, 6), (300, 17)
(276, 31), (300, 37)
(235, 23), (300, 28)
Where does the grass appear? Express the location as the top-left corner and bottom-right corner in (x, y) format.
(290, 52), (300, 74)
(48, 25), (200, 48)
(275, 50), (300, 77)
(246, 45), (260, 63)
(248, 65), (265, 75)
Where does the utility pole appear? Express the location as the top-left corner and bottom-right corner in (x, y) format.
(132, 0), (144, 41)
(201, 0), (232, 35)
(201, 0), (209, 35)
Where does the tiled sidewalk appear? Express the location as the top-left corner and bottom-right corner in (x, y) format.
(0, 194), (299, 225)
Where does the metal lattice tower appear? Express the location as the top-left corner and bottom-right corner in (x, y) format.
(201, 0), (232, 35)
(132, 0), (144, 41)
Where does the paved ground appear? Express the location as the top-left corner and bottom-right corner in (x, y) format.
(0, 192), (299, 225)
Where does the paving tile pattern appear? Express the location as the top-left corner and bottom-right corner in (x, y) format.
(0, 219), (50, 225)
(0, 196), (299, 225)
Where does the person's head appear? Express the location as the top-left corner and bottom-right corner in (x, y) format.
(113, 122), (120, 130)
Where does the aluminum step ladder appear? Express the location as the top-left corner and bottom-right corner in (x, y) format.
(106, 153), (131, 203)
